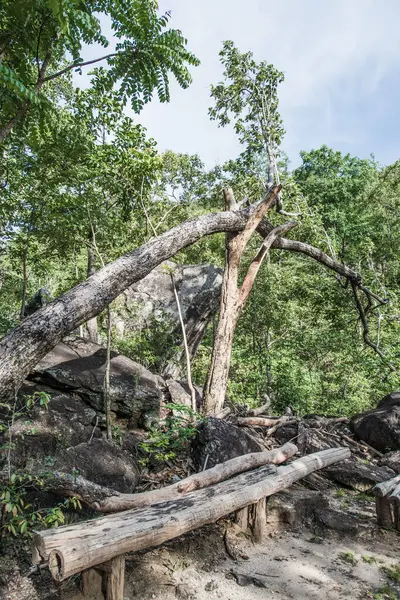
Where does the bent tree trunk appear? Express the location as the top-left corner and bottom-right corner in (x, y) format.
(0, 206), (364, 400)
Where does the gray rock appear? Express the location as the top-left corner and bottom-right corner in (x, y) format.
(8, 393), (102, 471)
(315, 508), (360, 535)
(351, 392), (400, 452)
(192, 417), (263, 470)
(166, 379), (192, 407)
(377, 390), (400, 409)
(23, 287), (52, 317)
(325, 458), (395, 492)
(267, 489), (328, 528)
(31, 337), (162, 426)
(379, 450), (400, 473)
(57, 438), (140, 493)
(109, 261), (223, 378)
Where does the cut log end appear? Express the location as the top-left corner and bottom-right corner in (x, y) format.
(49, 550), (64, 582)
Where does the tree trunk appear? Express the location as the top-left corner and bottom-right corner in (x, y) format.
(0, 205), (365, 400)
(203, 186), (294, 415)
(20, 242), (29, 320)
(33, 448), (350, 581)
(85, 244), (99, 343)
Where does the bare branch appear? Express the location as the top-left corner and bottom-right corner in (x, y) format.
(42, 52), (119, 83)
(239, 221), (296, 308)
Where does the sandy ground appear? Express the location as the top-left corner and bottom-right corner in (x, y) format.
(2, 499), (399, 600)
(51, 521), (399, 600)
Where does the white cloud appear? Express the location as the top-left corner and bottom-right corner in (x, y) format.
(75, 0), (400, 166)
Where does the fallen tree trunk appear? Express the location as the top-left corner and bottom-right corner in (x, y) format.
(39, 442), (298, 513)
(236, 417), (282, 427)
(248, 401), (272, 417)
(0, 201), (366, 400)
(33, 447), (350, 580)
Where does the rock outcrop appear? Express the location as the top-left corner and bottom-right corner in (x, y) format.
(109, 261), (223, 378)
(192, 417), (263, 470)
(351, 391), (400, 452)
(30, 337), (162, 426)
(7, 393), (139, 492)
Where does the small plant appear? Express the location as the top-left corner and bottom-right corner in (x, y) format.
(363, 555), (379, 565)
(338, 551), (358, 566)
(0, 472), (82, 538)
(382, 564), (400, 584)
(138, 403), (201, 466)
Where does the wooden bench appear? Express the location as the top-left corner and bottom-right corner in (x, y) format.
(32, 447), (349, 599)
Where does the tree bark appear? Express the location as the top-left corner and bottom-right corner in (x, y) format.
(0, 204), (367, 400)
(203, 186), (294, 415)
(33, 447), (350, 581)
(20, 242), (29, 320)
(85, 244), (99, 344)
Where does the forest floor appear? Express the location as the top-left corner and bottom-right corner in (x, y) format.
(2, 492), (400, 600)
(2, 517), (399, 600)
(59, 523), (400, 600)
(41, 512), (400, 600)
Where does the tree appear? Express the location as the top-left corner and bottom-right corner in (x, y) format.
(0, 197), (381, 403)
(0, 0), (199, 142)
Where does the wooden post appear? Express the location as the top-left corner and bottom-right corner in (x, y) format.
(235, 506), (249, 533)
(81, 568), (102, 597)
(251, 497), (267, 542)
(81, 558), (125, 600)
(104, 556), (125, 600)
(375, 497), (393, 529)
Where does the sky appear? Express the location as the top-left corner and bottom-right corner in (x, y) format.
(76, 0), (400, 169)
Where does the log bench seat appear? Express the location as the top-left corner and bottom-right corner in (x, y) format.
(32, 447), (349, 600)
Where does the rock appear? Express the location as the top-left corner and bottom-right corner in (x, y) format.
(192, 417), (263, 470)
(379, 450), (400, 473)
(56, 438), (140, 493)
(166, 379), (203, 412)
(3, 392), (140, 494)
(266, 489), (328, 528)
(166, 380), (192, 407)
(351, 393), (400, 452)
(109, 261), (223, 378)
(31, 337), (162, 426)
(325, 458), (395, 492)
(315, 508), (360, 535)
(23, 287), (52, 317)
(377, 390), (400, 409)
(7, 393), (102, 471)
(272, 421), (299, 445)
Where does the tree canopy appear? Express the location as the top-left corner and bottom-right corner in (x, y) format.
(0, 30), (399, 416)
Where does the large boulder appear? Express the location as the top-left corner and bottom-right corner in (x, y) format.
(30, 337), (162, 426)
(351, 391), (400, 452)
(3, 394), (140, 493)
(109, 261), (223, 378)
(57, 438), (140, 493)
(192, 417), (263, 470)
(7, 393), (101, 471)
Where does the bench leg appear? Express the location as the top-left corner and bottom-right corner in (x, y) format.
(375, 497), (393, 529)
(251, 497), (267, 542)
(104, 556), (125, 600)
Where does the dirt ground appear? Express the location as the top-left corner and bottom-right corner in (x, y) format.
(29, 521), (399, 600)
(2, 497), (400, 600)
